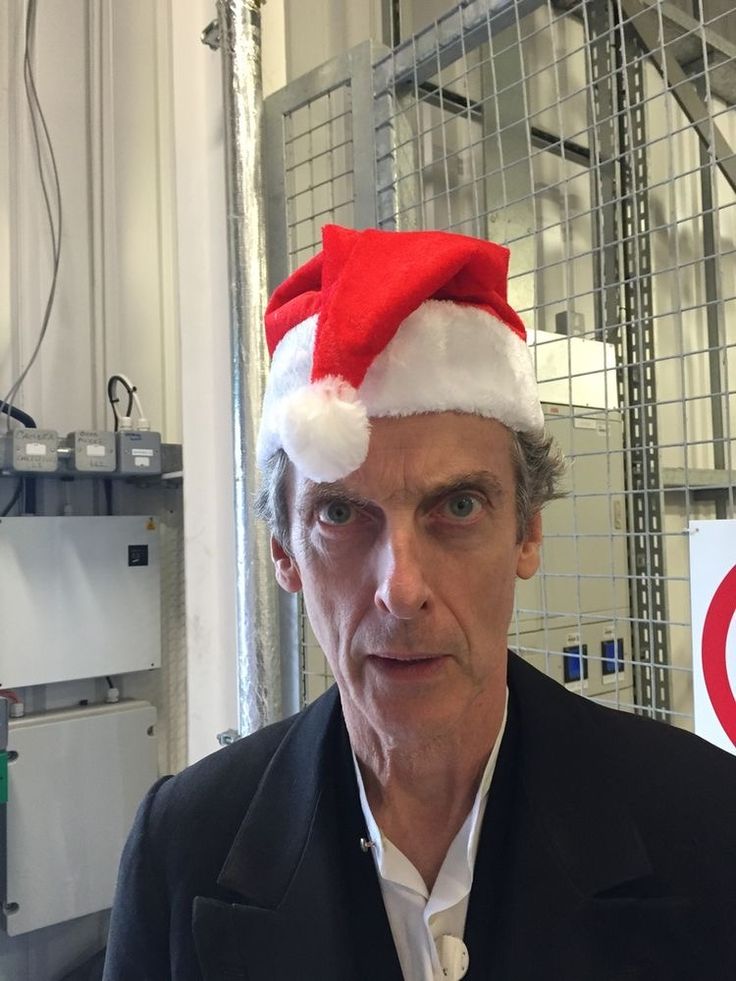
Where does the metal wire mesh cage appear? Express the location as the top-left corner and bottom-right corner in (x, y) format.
(263, 0), (736, 728)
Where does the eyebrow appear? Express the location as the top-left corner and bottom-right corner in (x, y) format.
(297, 483), (372, 519)
(419, 471), (505, 511)
(299, 470), (505, 516)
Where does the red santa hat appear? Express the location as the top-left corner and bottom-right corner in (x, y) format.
(257, 224), (543, 482)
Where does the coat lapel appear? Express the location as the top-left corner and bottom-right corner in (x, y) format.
(192, 687), (401, 981)
(467, 655), (699, 981)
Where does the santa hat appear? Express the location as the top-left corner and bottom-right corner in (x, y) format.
(257, 224), (543, 482)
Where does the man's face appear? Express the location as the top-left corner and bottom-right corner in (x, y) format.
(272, 413), (541, 747)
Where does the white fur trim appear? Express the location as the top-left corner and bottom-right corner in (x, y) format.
(257, 302), (544, 472)
(277, 377), (370, 483)
(258, 314), (320, 465)
(360, 300), (544, 432)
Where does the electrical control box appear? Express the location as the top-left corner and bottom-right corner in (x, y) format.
(116, 430), (162, 475)
(68, 430), (116, 472)
(0, 516), (161, 687)
(513, 402), (634, 701)
(10, 428), (59, 473)
(5, 700), (158, 935)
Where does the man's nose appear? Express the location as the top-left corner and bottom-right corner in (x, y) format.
(373, 526), (431, 619)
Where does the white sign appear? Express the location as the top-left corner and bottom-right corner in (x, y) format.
(689, 520), (736, 756)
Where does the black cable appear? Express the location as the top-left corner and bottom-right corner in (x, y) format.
(103, 478), (114, 516)
(391, 0), (401, 46)
(107, 375), (136, 432)
(105, 676), (115, 689)
(0, 401), (36, 517)
(1, 0), (63, 425)
(0, 406), (34, 517)
(23, 476), (37, 515)
(0, 405), (37, 429)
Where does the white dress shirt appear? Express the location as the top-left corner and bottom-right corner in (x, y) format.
(353, 692), (508, 981)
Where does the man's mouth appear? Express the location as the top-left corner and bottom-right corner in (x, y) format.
(371, 651), (442, 661)
(366, 653), (447, 678)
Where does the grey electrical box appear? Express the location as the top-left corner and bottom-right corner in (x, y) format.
(116, 430), (162, 475)
(68, 430), (116, 472)
(5, 700), (158, 935)
(0, 515), (161, 687)
(11, 428), (59, 473)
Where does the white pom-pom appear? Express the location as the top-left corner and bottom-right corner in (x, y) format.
(278, 377), (370, 482)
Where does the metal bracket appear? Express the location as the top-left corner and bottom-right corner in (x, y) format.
(201, 18), (220, 51)
(587, 0), (671, 720)
(620, 0), (736, 196)
(217, 728), (242, 746)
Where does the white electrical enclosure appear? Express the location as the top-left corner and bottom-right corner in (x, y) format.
(5, 700), (158, 935)
(529, 329), (619, 410)
(0, 516), (161, 687)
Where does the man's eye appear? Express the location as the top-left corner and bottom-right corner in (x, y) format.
(443, 494), (481, 520)
(318, 500), (356, 525)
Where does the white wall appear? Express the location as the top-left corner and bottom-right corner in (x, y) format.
(1, 0), (182, 439)
(0, 0), (282, 974)
(283, 0), (385, 79)
(169, 0), (239, 766)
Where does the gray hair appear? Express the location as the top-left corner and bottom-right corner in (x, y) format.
(254, 447), (293, 552)
(508, 428), (566, 541)
(254, 426), (565, 550)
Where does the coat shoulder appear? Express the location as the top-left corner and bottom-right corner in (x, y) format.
(511, 652), (736, 785)
(146, 687), (340, 892)
(158, 709), (298, 812)
(509, 652), (736, 877)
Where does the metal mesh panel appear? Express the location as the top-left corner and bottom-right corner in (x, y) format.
(284, 83), (355, 266)
(265, 0), (736, 728)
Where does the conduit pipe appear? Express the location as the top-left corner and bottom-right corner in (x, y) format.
(207, 0), (282, 735)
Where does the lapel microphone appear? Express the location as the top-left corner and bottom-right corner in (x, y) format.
(359, 837), (375, 852)
(438, 935), (469, 980)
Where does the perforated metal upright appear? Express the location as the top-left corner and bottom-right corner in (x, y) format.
(586, 0), (671, 719)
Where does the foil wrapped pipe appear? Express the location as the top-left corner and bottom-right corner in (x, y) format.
(216, 0), (285, 736)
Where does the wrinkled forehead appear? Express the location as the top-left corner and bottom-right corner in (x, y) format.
(289, 413), (517, 504)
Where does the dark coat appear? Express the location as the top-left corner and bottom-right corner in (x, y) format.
(103, 654), (736, 980)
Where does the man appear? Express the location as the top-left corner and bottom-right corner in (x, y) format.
(104, 226), (736, 981)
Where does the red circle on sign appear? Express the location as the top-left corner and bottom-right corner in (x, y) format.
(701, 564), (736, 749)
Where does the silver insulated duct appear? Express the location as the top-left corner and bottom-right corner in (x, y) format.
(208, 0), (283, 735)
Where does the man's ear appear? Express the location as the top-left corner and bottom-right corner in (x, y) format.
(271, 537), (302, 593)
(516, 511), (542, 581)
